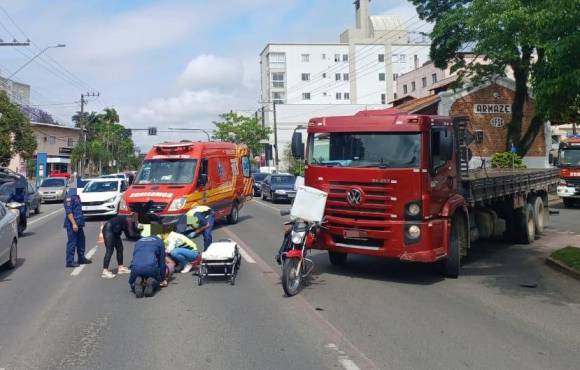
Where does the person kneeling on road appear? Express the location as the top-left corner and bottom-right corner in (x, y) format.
(181, 205), (214, 251)
(129, 235), (166, 298)
(163, 228), (200, 275)
(101, 213), (138, 279)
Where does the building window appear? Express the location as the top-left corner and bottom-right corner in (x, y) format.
(432, 73), (438, 84)
(301, 54), (310, 62)
(378, 54), (385, 62)
(272, 92), (285, 104)
(393, 73), (398, 81)
(48, 136), (56, 145)
(344, 92), (350, 100)
(269, 52), (285, 64)
(400, 54), (407, 62)
(378, 73), (385, 81)
(411, 81), (416, 91)
(322, 53), (326, 60)
(67, 137), (74, 147)
(392, 54), (398, 62)
(342, 54), (348, 62)
(334, 54), (340, 62)
(301, 73), (310, 81)
(336, 92), (342, 100)
(302, 92), (311, 100)
(343, 73), (349, 81)
(403, 85), (408, 94)
(381, 93), (386, 104)
(272, 72), (284, 88)
(394, 92), (398, 100)
(335, 73), (341, 81)
(422, 77), (427, 88)
(322, 73), (327, 78)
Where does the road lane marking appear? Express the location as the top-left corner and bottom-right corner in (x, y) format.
(252, 199), (287, 213)
(28, 208), (63, 225)
(70, 246), (98, 276)
(238, 246), (256, 264)
(339, 358), (361, 370)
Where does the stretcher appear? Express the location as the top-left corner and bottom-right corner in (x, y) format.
(197, 239), (241, 286)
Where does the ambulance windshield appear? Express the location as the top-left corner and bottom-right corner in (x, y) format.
(135, 159), (197, 184)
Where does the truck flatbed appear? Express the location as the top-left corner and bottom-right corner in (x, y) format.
(461, 168), (559, 204)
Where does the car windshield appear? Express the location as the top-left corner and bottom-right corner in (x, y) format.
(252, 173), (268, 182)
(558, 149), (580, 167)
(271, 176), (295, 184)
(102, 174), (125, 179)
(307, 132), (421, 168)
(135, 159), (197, 185)
(84, 181), (119, 193)
(41, 178), (66, 187)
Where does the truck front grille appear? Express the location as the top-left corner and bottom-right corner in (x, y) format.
(326, 181), (394, 223)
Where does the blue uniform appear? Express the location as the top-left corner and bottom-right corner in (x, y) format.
(63, 193), (86, 266)
(129, 236), (166, 290)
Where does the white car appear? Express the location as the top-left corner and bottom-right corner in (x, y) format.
(80, 178), (128, 216)
(0, 202), (18, 269)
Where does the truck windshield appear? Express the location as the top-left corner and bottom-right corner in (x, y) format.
(307, 132), (421, 168)
(558, 149), (580, 167)
(135, 159), (197, 184)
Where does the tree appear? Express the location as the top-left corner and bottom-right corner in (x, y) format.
(283, 143), (304, 176)
(0, 91), (37, 166)
(409, 0), (580, 156)
(212, 111), (272, 156)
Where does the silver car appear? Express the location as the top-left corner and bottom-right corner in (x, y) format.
(0, 202), (18, 269)
(38, 177), (68, 203)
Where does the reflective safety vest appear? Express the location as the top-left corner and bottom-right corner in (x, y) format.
(186, 205), (212, 228)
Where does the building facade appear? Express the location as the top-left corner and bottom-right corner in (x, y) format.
(0, 76), (31, 105)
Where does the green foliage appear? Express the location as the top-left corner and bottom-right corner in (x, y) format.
(409, 0), (580, 156)
(490, 152), (526, 169)
(212, 112), (272, 156)
(283, 144), (304, 176)
(550, 246), (580, 272)
(0, 91), (37, 166)
(71, 107), (140, 175)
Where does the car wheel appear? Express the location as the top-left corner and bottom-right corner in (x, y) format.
(5, 239), (17, 269)
(261, 191), (266, 201)
(35, 202), (41, 214)
(271, 192), (276, 203)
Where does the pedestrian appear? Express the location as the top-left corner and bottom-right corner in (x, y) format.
(64, 187), (92, 268)
(163, 227), (200, 274)
(101, 213), (137, 279)
(129, 233), (166, 298)
(182, 205), (215, 251)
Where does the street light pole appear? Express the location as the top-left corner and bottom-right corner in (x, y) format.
(7, 44), (66, 80)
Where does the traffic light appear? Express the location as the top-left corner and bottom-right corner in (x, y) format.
(148, 127), (157, 136)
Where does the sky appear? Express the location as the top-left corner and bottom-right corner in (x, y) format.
(0, 0), (419, 149)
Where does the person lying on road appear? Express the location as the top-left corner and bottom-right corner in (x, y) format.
(162, 228), (200, 275)
(129, 235), (166, 298)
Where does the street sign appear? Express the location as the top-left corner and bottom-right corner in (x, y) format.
(59, 147), (72, 154)
(148, 127), (157, 136)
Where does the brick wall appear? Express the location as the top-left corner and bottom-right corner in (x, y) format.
(449, 83), (545, 157)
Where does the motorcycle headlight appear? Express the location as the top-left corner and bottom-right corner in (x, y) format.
(291, 230), (306, 244)
(168, 197), (187, 211)
(275, 189), (287, 195)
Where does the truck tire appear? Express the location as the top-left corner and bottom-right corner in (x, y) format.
(514, 204), (535, 244)
(328, 251), (347, 266)
(441, 213), (467, 279)
(531, 196), (546, 234)
(563, 198), (574, 208)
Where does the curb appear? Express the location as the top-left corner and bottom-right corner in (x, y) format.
(546, 256), (580, 281)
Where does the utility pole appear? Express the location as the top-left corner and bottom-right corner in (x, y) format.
(261, 106), (265, 128)
(273, 101), (279, 170)
(79, 92), (100, 177)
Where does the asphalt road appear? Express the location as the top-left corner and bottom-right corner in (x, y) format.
(0, 199), (579, 370)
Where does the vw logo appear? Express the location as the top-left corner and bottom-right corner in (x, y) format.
(346, 188), (362, 206)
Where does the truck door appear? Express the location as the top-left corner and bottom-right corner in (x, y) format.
(429, 126), (455, 216)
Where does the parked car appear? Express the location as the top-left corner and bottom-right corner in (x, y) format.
(26, 182), (41, 216)
(260, 174), (296, 203)
(100, 173), (129, 181)
(0, 202), (18, 269)
(38, 177), (68, 203)
(80, 178), (128, 217)
(0, 172), (29, 236)
(252, 172), (268, 196)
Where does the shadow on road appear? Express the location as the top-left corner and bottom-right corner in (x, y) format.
(0, 257), (26, 282)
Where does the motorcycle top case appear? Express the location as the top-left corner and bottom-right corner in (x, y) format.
(291, 185), (328, 223)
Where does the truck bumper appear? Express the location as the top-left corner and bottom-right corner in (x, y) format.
(316, 219), (449, 263)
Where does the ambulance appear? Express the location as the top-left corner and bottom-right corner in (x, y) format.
(119, 141), (253, 225)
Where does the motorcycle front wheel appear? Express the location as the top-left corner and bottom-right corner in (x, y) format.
(282, 258), (303, 297)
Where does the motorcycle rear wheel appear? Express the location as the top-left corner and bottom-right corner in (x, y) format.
(282, 258), (303, 297)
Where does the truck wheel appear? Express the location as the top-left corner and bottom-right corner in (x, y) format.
(563, 198), (574, 208)
(328, 251), (347, 266)
(514, 204), (535, 244)
(531, 196), (546, 234)
(227, 202), (239, 224)
(441, 213), (467, 278)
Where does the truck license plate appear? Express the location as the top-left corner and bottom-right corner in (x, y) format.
(343, 229), (366, 238)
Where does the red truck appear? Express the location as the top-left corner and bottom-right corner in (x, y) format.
(291, 109), (558, 277)
(556, 135), (580, 208)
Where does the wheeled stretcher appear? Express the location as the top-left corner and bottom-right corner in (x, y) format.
(197, 239), (241, 286)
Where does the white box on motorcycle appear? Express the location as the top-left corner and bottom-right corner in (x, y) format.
(290, 185), (328, 223)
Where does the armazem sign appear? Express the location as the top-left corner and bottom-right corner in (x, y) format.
(473, 104), (512, 114)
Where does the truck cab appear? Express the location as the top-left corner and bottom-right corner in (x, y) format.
(556, 135), (580, 207)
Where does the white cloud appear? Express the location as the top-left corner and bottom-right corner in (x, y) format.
(178, 54), (242, 90)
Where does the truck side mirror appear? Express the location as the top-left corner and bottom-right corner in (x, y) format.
(197, 173), (208, 187)
(291, 132), (304, 159)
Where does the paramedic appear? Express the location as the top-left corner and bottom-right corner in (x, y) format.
(129, 236), (166, 298)
(183, 205), (214, 251)
(64, 189), (92, 268)
(163, 228), (200, 274)
(101, 213), (137, 279)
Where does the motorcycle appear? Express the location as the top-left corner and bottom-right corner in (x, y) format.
(278, 209), (322, 297)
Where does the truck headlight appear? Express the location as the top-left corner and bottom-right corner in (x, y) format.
(168, 197), (187, 211)
(406, 225), (421, 239)
(405, 201), (422, 220)
(275, 189), (287, 195)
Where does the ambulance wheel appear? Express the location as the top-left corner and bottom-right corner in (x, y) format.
(228, 202), (239, 224)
